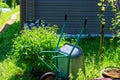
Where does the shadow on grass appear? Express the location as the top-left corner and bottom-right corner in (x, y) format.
(0, 21), (20, 61)
(9, 73), (40, 80)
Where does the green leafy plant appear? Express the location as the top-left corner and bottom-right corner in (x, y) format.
(12, 24), (65, 75)
(6, 0), (13, 8)
(76, 68), (86, 80)
(0, 3), (9, 8)
(0, 58), (23, 80)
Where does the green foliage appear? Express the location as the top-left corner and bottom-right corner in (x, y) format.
(98, 0), (120, 61)
(108, 0), (120, 34)
(0, 12), (20, 61)
(0, 2), (120, 79)
(98, 0), (106, 25)
(0, 58), (23, 80)
(105, 0), (120, 57)
(76, 68), (86, 80)
(0, 32), (119, 79)
(6, 0), (13, 8)
(67, 37), (119, 79)
(5, 0), (17, 8)
(73, 47), (120, 79)
(12, 24), (65, 74)
(0, 9), (1, 17)
(16, 0), (20, 5)
(0, 6), (19, 28)
(69, 68), (86, 80)
(0, 14), (23, 79)
(0, 3), (9, 8)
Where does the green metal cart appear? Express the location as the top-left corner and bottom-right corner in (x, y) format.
(39, 15), (87, 80)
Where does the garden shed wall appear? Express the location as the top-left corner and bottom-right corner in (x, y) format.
(20, 0), (114, 34)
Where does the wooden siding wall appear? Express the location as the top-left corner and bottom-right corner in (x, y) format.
(21, 0), (114, 34)
(26, 0), (35, 20)
(20, 0), (26, 29)
(20, 0), (34, 29)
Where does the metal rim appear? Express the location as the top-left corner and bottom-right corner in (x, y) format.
(40, 72), (56, 80)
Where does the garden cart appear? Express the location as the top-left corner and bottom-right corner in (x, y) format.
(39, 15), (87, 80)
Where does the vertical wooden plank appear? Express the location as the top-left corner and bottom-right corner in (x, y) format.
(20, 0), (26, 29)
(20, 0), (114, 34)
(26, 0), (35, 21)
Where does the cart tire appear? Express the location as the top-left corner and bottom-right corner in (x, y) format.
(40, 72), (56, 80)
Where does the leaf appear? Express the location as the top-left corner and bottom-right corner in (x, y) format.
(98, 2), (102, 7)
(101, 7), (105, 12)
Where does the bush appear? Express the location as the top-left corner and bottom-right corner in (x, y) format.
(11, 24), (65, 75)
(0, 58), (23, 80)
(6, 0), (13, 8)
(0, 3), (9, 8)
(16, 0), (20, 5)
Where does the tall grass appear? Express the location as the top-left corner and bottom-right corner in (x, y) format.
(66, 37), (119, 79)
(72, 37), (120, 79)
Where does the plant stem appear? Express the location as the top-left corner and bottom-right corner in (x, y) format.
(100, 23), (105, 61)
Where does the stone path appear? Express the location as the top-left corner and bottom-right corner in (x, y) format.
(0, 12), (19, 32)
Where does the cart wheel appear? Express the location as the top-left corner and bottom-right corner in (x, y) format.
(40, 72), (56, 80)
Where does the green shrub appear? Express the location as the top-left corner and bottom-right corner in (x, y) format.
(16, 0), (20, 5)
(12, 24), (65, 75)
(0, 58), (23, 80)
(0, 3), (9, 8)
(6, 0), (13, 8)
(0, 9), (1, 17)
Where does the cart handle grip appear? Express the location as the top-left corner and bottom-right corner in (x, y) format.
(84, 17), (87, 26)
(65, 14), (67, 21)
